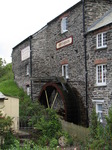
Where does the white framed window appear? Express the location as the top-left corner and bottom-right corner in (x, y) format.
(96, 103), (103, 122)
(61, 17), (68, 34)
(62, 64), (69, 79)
(96, 32), (107, 49)
(96, 64), (107, 86)
(26, 64), (29, 76)
(92, 100), (104, 123)
(26, 86), (30, 96)
(21, 46), (30, 61)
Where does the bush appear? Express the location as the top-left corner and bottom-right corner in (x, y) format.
(49, 138), (58, 148)
(0, 111), (14, 149)
(1, 130), (15, 149)
(34, 108), (62, 146)
(87, 107), (112, 150)
(10, 140), (50, 150)
(19, 95), (74, 148)
(89, 108), (98, 139)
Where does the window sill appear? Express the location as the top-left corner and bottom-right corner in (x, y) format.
(95, 47), (107, 51)
(61, 30), (68, 34)
(94, 84), (107, 88)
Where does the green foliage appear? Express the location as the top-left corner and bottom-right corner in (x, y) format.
(10, 140), (50, 150)
(0, 59), (17, 97)
(0, 58), (13, 81)
(0, 61), (19, 97)
(36, 109), (62, 138)
(20, 97), (45, 120)
(1, 130), (15, 149)
(0, 79), (22, 97)
(49, 138), (58, 148)
(105, 107), (112, 148)
(34, 108), (62, 147)
(106, 107), (112, 133)
(0, 111), (14, 149)
(0, 58), (6, 67)
(87, 107), (112, 150)
(0, 111), (13, 133)
(0, 58), (6, 78)
(20, 96), (73, 148)
(62, 131), (73, 146)
(89, 108), (98, 139)
(19, 95), (46, 132)
(0, 63), (14, 82)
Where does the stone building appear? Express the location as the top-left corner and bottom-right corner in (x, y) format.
(86, 8), (112, 123)
(12, 0), (112, 127)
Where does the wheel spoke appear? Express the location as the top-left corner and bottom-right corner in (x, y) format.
(45, 90), (50, 108)
(51, 92), (58, 109)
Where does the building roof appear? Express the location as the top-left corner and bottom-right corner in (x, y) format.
(0, 92), (7, 100)
(87, 8), (112, 33)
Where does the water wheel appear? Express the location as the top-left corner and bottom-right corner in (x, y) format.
(39, 82), (67, 119)
(39, 82), (79, 123)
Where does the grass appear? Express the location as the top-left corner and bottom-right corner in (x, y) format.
(0, 79), (23, 97)
(0, 63), (23, 97)
(60, 119), (89, 145)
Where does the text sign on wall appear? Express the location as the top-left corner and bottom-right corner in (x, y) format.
(21, 46), (30, 61)
(56, 36), (73, 50)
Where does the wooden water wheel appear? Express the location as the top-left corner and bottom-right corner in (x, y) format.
(38, 82), (79, 123)
(39, 82), (67, 120)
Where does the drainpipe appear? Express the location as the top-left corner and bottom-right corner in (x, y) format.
(82, 0), (89, 127)
(29, 36), (33, 100)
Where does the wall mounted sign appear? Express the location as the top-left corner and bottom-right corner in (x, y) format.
(21, 46), (30, 61)
(56, 36), (73, 50)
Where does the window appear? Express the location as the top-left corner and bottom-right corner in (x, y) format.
(26, 64), (29, 76)
(61, 17), (68, 34)
(96, 103), (103, 122)
(62, 64), (69, 79)
(21, 46), (30, 61)
(96, 64), (107, 86)
(96, 32), (107, 49)
(92, 100), (104, 123)
(26, 86), (30, 95)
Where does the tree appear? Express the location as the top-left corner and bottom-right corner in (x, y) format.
(0, 111), (14, 149)
(0, 58), (6, 67)
(0, 58), (6, 78)
(0, 58), (13, 80)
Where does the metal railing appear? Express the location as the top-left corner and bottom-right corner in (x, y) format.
(19, 116), (34, 130)
(11, 116), (34, 131)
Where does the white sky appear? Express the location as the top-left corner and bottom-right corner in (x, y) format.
(0, 0), (80, 63)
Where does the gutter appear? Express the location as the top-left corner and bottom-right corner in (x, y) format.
(29, 36), (33, 100)
(82, 0), (89, 127)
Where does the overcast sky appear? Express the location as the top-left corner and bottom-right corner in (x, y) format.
(0, 0), (80, 63)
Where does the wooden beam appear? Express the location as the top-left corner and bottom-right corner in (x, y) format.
(45, 90), (50, 108)
(51, 92), (58, 109)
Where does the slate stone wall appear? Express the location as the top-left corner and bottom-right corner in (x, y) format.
(31, 3), (87, 106)
(31, 26), (49, 99)
(86, 25), (112, 123)
(85, 0), (112, 30)
(12, 39), (31, 92)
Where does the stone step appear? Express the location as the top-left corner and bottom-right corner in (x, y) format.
(14, 130), (33, 147)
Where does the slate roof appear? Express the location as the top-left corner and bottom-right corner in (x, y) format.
(87, 8), (112, 33)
